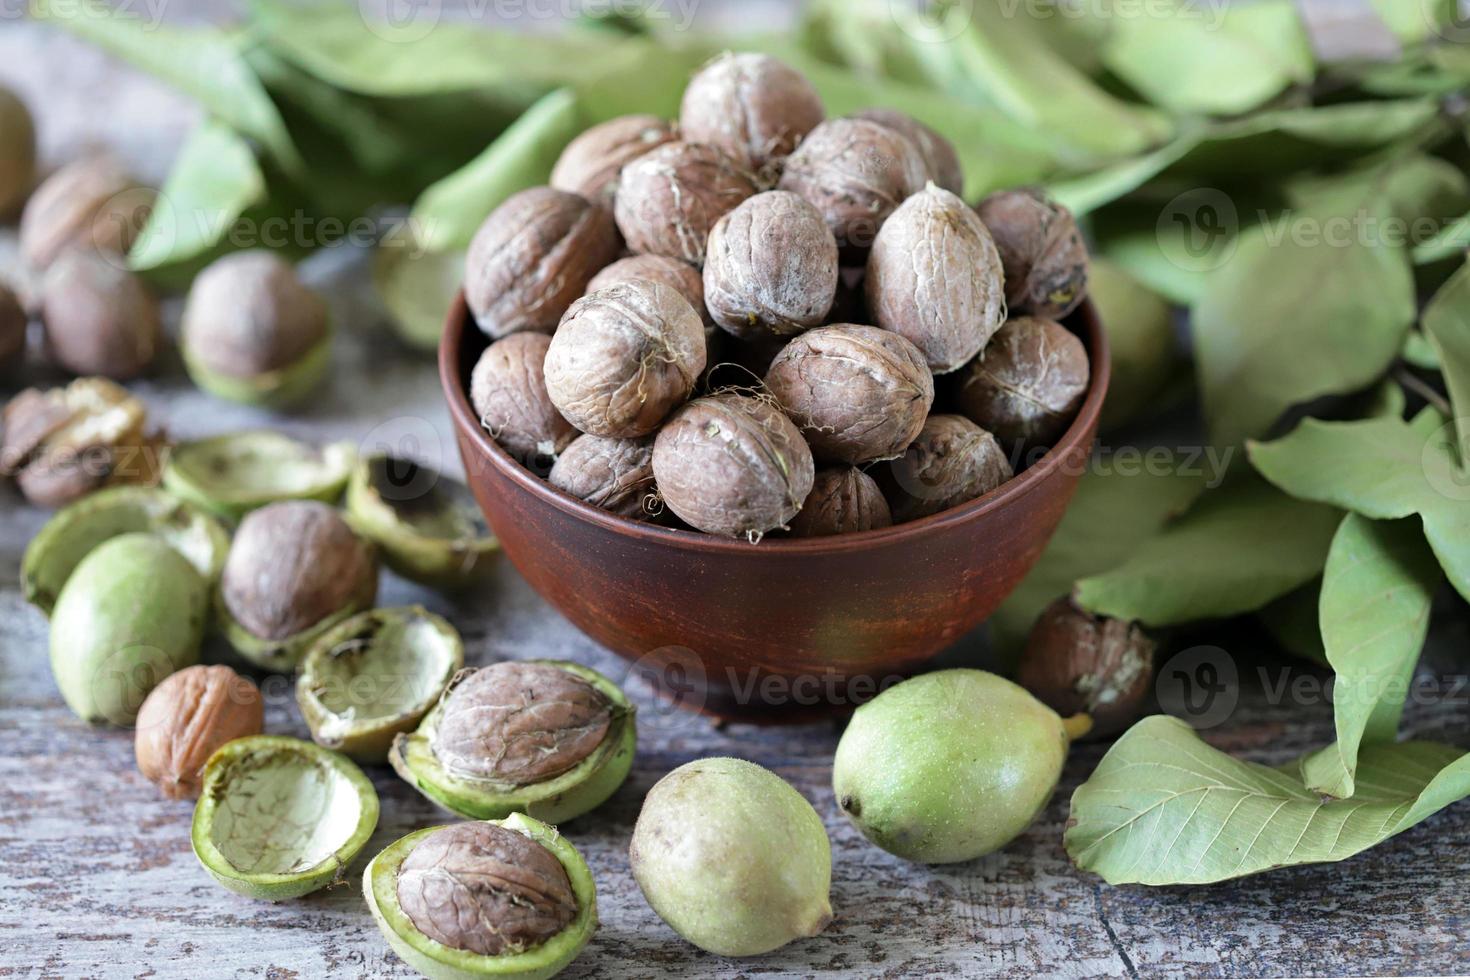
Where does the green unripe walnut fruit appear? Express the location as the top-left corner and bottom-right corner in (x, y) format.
(48, 532), (208, 725)
(833, 669), (1088, 864)
(630, 757), (832, 957)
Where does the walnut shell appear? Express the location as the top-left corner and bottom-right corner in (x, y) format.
(19, 155), (154, 270)
(544, 280), (706, 438)
(397, 821), (578, 956)
(40, 249), (161, 380)
(1016, 597), (1155, 738)
(853, 108), (964, 196)
(679, 53), (825, 179)
(220, 501), (378, 642)
(788, 467), (891, 537)
(470, 332), (578, 471)
(976, 188), (1089, 320)
(182, 250), (326, 379)
(777, 118), (928, 252)
(866, 183), (1006, 374)
(652, 393), (815, 538)
(549, 433), (657, 519)
(764, 324), (933, 464)
(613, 141), (757, 265)
(465, 186), (620, 339)
(432, 661), (613, 785)
(882, 414), (1013, 522)
(1, 378), (152, 507)
(0, 86), (35, 216)
(956, 316), (1090, 453)
(550, 114), (677, 201)
(587, 254), (711, 325)
(134, 665), (264, 799)
(703, 191), (838, 340)
(0, 282), (25, 372)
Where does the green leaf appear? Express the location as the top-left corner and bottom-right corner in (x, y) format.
(1066, 715), (1470, 885)
(37, 0), (302, 175)
(988, 454), (1204, 659)
(128, 120), (267, 273)
(373, 231), (464, 352)
(1194, 197), (1416, 447)
(1413, 212), (1470, 266)
(1402, 328), (1444, 369)
(1048, 129), (1203, 216)
(1422, 260), (1470, 460)
(1075, 472), (1340, 626)
(1249, 410), (1470, 601)
(1101, 0), (1314, 116)
(1088, 258), (1182, 432)
(1300, 515), (1438, 799)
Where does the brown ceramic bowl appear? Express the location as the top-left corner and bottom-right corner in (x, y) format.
(441, 295), (1108, 717)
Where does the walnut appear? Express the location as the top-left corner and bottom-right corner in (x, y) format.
(975, 188), (1089, 320)
(613, 141), (757, 265)
(432, 661), (613, 785)
(703, 190), (837, 340)
(181, 250), (326, 380)
(134, 665), (264, 799)
(397, 822), (578, 956)
(882, 414), (1013, 522)
(956, 316), (1090, 453)
(1016, 597), (1155, 738)
(788, 467), (892, 537)
(764, 324), (933, 464)
(853, 108), (964, 195)
(0, 378), (153, 507)
(19, 155), (154, 270)
(679, 53), (825, 180)
(544, 280), (706, 438)
(549, 433), (657, 519)
(866, 183), (1006, 374)
(550, 114), (677, 201)
(777, 118), (928, 251)
(465, 186), (620, 339)
(587, 254), (711, 325)
(470, 332), (578, 471)
(40, 249), (161, 380)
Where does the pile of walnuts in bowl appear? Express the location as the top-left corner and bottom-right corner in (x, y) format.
(467, 52), (1092, 541)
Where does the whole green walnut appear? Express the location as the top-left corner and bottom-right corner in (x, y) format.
(703, 190), (837, 340)
(630, 757), (832, 956)
(0, 282), (25, 373)
(543, 280), (706, 438)
(764, 324), (933, 465)
(788, 467), (891, 537)
(882, 414), (1013, 523)
(0, 85), (35, 216)
(777, 117), (928, 251)
(550, 114), (677, 201)
(40, 249), (161, 380)
(465, 186), (621, 339)
(955, 316), (1090, 454)
(587, 254), (711, 325)
(1016, 597), (1155, 738)
(49, 532), (207, 726)
(181, 250), (329, 406)
(19, 155), (154, 270)
(549, 433), (656, 519)
(853, 107), (964, 196)
(833, 669), (1088, 864)
(867, 183), (1005, 373)
(652, 393), (815, 539)
(613, 141), (757, 265)
(976, 188), (1089, 320)
(470, 332), (578, 471)
(679, 53), (825, 180)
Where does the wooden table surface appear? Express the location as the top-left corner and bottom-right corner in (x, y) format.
(3, 16), (1470, 980)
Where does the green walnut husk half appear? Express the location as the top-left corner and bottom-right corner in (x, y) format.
(22, 486), (229, 616)
(163, 430), (355, 522)
(191, 735), (380, 901)
(389, 660), (635, 824)
(297, 606), (464, 763)
(364, 814), (597, 980)
(49, 532), (207, 726)
(346, 454), (498, 588)
(182, 329), (332, 408)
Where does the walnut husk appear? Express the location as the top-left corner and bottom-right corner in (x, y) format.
(679, 53), (825, 180)
(134, 665), (264, 799)
(882, 414), (1013, 522)
(549, 433), (657, 519)
(432, 662), (613, 785)
(955, 316), (1090, 452)
(41, 249), (161, 380)
(465, 186), (620, 339)
(543, 280), (706, 438)
(19, 155), (154, 270)
(550, 114), (677, 201)
(788, 467), (891, 537)
(853, 108), (964, 196)
(470, 332), (578, 470)
(975, 188), (1089, 320)
(220, 501), (378, 642)
(613, 141), (757, 265)
(764, 324), (933, 464)
(182, 250), (326, 378)
(1016, 597), (1155, 738)
(703, 190), (837, 340)
(867, 183), (1006, 374)
(397, 822), (578, 956)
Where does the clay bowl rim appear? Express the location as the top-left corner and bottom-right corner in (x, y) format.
(440, 293), (1110, 555)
